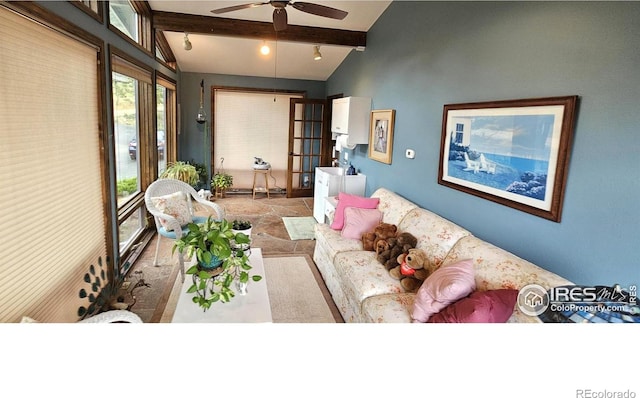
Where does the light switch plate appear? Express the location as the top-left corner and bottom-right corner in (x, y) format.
(406, 149), (415, 159)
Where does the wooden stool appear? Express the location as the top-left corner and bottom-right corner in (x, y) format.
(252, 169), (270, 199)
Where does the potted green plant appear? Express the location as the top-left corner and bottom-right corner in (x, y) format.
(231, 219), (252, 252)
(211, 172), (233, 197)
(172, 217), (261, 311)
(161, 161), (199, 187)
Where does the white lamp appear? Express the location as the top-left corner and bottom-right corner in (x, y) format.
(313, 45), (322, 61)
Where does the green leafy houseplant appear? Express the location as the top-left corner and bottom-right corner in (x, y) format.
(161, 161), (199, 187)
(211, 172), (233, 190)
(172, 217), (261, 311)
(232, 219), (252, 231)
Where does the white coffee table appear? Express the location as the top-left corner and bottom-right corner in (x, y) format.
(171, 248), (272, 323)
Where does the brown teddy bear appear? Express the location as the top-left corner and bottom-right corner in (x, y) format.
(389, 248), (432, 292)
(362, 223), (397, 251)
(376, 232), (418, 271)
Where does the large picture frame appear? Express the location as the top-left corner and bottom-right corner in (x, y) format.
(369, 109), (395, 164)
(438, 96), (578, 222)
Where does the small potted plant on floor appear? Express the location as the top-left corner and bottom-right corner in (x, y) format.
(172, 217), (262, 311)
(211, 172), (233, 198)
(231, 219), (252, 252)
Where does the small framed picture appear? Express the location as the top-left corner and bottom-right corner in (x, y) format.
(369, 109), (396, 164)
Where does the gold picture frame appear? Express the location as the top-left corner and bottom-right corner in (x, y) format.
(368, 109), (395, 164)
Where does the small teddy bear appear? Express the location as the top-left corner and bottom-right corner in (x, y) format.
(389, 248), (432, 292)
(377, 232), (418, 271)
(362, 223), (397, 251)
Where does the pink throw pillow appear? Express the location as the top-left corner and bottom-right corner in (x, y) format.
(330, 192), (380, 230)
(341, 207), (383, 240)
(411, 259), (476, 323)
(427, 289), (519, 323)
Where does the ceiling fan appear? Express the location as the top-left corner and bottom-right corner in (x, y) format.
(211, 1), (348, 32)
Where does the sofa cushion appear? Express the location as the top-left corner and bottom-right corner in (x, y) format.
(411, 259), (476, 322)
(314, 223), (363, 262)
(427, 289), (518, 323)
(333, 251), (404, 305)
(330, 192), (380, 230)
(370, 188), (419, 225)
(361, 293), (415, 323)
(397, 208), (471, 269)
(341, 207), (383, 240)
(442, 235), (574, 323)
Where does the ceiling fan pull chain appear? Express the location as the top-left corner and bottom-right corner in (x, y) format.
(273, 30), (278, 102)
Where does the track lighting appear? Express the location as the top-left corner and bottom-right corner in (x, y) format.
(313, 45), (322, 61)
(183, 33), (192, 51)
(260, 41), (270, 55)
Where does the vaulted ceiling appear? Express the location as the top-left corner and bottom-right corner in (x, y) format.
(148, 1), (392, 81)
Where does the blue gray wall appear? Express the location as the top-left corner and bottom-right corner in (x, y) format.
(179, 73), (326, 180)
(327, 1), (639, 288)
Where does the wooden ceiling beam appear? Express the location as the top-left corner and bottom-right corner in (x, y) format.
(152, 11), (366, 48)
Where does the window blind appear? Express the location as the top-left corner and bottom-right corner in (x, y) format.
(0, 7), (107, 322)
(214, 90), (302, 189)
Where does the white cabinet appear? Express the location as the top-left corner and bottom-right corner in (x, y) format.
(313, 167), (367, 223)
(331, 97), (371, 146)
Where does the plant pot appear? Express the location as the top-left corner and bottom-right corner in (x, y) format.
(231, 227), (252, 252)
(198, 255), (223, 270)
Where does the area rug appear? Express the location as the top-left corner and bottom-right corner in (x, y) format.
(282, 216), (317, 240)
(160, 253), (343, 323)
(263, 254), (342, 323)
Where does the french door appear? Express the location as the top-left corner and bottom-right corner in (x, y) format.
(287, 98), (330, 198)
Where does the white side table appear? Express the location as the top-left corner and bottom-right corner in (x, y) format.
(324, 196), (338, 225)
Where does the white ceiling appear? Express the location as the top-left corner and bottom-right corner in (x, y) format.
(148, 1), (392, 81)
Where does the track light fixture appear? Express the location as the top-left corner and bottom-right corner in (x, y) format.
(313, 45), (322, 61)
(183, 33), (192, 51)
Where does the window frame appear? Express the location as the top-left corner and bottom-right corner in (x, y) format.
(109, 46), (155, 269)
(70, 0), (104, 23)
(107, 0), (153, 55)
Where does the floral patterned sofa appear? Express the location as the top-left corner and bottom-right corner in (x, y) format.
(312, 187), (573, 323)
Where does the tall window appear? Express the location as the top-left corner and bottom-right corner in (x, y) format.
(113, 71), (140, 205)
(111, 53), (153, 266)
(156, 76), (177, 176)
(214, 89), (303, 189)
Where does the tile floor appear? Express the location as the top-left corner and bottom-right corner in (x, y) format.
(120, 193), (317, 323)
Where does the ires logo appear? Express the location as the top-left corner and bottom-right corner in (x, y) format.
(517, 284), (638, 317)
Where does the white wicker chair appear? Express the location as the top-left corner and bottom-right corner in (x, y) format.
(78, 310), (143, 323)
(144, 179), (226, 281)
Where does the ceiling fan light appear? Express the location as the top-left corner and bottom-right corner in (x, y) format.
(183, 33), (192, 51)
(260, 41), (270, 55)
(313, 45), (322, 61)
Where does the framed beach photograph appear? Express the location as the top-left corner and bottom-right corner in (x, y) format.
(369, 109), (396, 164)
(438, 96), (578, 222)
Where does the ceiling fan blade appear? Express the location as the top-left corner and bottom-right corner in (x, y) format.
(211, 2), (268, 15)
(273, 8), (288, 31)
(291, 2), (348, 20)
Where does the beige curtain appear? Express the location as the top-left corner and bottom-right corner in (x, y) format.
(0, 7), (107, 322)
